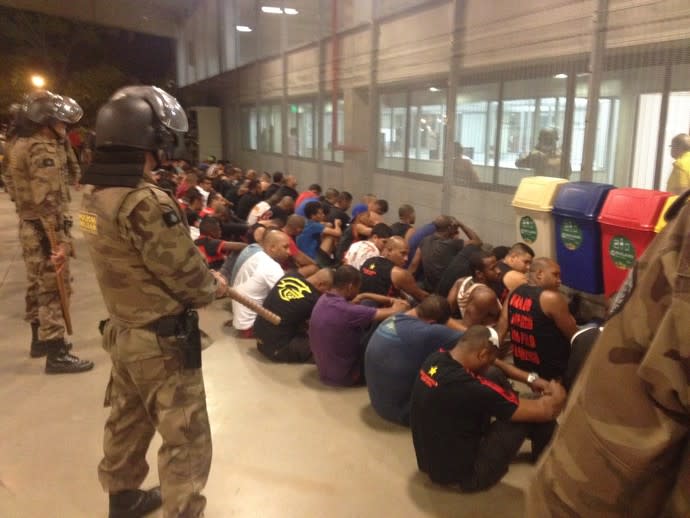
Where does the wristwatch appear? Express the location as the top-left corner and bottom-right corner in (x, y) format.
(526, 372), (539, 385)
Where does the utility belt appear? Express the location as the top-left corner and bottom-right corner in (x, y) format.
(99, 308), (202, 369)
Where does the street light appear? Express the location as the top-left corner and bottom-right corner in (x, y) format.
(30, 74), (46, 88)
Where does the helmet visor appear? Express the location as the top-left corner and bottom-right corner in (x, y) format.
(54, 95), (83, 124)
(110, 86), (188, 132)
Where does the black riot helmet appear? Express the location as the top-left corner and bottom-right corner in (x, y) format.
(24, 90), (83, 126)
(95, 86), (188, 152)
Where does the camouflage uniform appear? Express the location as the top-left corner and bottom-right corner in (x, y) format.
(526, 193), (690, 517)
(8, 134), (74, 340)
(81, 179), (217, 518)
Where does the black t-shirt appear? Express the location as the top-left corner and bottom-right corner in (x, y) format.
(276, 185), (299, 200)
(328, 207), (351, 228)
(360, 256), (398, 298)
(194, 235), (225, 270)
(495, 261), (512, 304)
(420, 235), (465, 292)
(508, 284), (571, 380)
(270, 205), (291, 225)
(435, 244), (482, 297)
(390, 222), (412, 238)
(254, 274), (320, 357)
(410, 350), (519, 485)
(236, 193), (261, 221)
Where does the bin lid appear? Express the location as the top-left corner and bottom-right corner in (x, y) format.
(597, 188), (671, 231)
(511, 176), (568, 212)
(654, 195), (679, 233)
(552, 182), (615, 219)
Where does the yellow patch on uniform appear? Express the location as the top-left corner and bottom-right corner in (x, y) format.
(79, 211), (98, 235)
(428, 366), (438, 376)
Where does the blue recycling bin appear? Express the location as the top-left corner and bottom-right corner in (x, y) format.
(552, 182), (615, 294)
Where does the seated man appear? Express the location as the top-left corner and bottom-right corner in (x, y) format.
(435, 243), (483, 298)
(359, 236), (429, 303)
(194, 217), (247, 270)
(231, 230), (291, 338)
(296, 201), (342, 266)
(327, 191), (353, 228)
(255, 269), (334, 363)
(281, 214), (319, 277)
(410, 215), (481, 292)
(494, 242), (534, 303)
(295, 183), (322, 215)
(390, 204), (416, 243)
(365, 295), (460, 426)
(498, 257), (579, 387)
(410, 326), (566, 491)
(447, 250), (501, 316)
(309, 265), (409, 386)
(344, 223), (392, 270)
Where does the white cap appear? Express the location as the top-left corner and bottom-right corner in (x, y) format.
(487, 327), (500, 349)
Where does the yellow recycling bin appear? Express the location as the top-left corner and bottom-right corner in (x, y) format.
(512, 176), (568, 258)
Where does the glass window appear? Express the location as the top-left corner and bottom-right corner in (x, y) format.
(241, 106), (257, 150)
(287, 101), (315, 158)
(500, 77), (568, 187)
(408, 88), (446, 176)
(456, 83), (500, 184)
(259, 103), (282, 153)
(378, 92), (407, 171)
(323, 98), (344, 162)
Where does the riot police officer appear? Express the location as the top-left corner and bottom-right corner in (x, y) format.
(6, 91), (93, 373)
(80, 86), (227, 518)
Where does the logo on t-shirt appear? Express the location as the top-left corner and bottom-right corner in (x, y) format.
(277, 277), (313, 302)
(419, 366), (439, 388)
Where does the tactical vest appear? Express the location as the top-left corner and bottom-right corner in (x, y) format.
(80, 179), (210, 327)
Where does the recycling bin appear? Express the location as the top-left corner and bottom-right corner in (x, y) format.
(552, 182), (615, 294)
(512, 176), (568, 258)
(598, 188), (670, 297)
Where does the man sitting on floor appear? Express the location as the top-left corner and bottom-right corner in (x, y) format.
(410, 326), (566, 492)
(343, 223), (392, 270)
(359, 236), (429, 303)
(365, 295), (460, 426)
(447, 250), (501, 316)
(494, 242), (534, 303)
(309, 265), (409, 386)
(255, 268), (334, 363)
(194, 217), (247, 271)
(232, 230), (291, 338)
(296, 201), (342, 266)
(498, 257), (580, 387)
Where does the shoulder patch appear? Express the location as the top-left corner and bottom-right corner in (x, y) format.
(162, 209), (181, 227)
(42, 158), (55, 167)
(79, 211), (98, 235)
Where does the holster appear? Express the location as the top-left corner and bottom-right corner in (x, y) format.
(156, 309), (202, 369)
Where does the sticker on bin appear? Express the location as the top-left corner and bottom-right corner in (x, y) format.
(560, 219), (583, 251)
(609, 236), (636, 269)
(519, 216), (538, 243)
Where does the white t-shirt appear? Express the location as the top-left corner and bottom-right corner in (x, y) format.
(344, 240), (380, 271)
(231, 250), (284, 330)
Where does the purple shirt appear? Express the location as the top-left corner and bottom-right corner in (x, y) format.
(309, 292), (377, 386)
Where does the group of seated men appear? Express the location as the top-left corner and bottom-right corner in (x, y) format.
(151, 161), (601, 492)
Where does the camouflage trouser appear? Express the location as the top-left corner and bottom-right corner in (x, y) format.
(19, 220), (70, 340)
(98, 322), (212, 518)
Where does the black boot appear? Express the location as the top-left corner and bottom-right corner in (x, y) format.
(44, 339), (94, 374)
(109, 486), (162, 518)
(29, 321), (48, 358)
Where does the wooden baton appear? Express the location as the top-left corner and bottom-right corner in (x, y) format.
(42, 219), (73, 335)
(226, 287), (281, 326)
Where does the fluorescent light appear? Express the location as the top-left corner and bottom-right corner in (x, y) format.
(428, 87), (440, 92)
(236, 25), (252, 32)
(284, 7), (299, 15)
(553, 73), (568, 79)
(262, 6), (283, 14)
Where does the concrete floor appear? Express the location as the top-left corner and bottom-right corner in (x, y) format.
(0, 190), (532, 517)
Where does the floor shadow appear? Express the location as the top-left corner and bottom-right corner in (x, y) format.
(407, 471), (525, 518)
(359, 404), (409, 434)
(299, 368), (359, 393)
(245, 347), (273, 364)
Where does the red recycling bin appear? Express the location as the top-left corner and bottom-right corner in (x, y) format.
(598, 188), (670, 297)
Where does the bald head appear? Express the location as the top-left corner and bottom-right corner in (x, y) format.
(284, 214), (306, 235)
(457, 325), (496, 352)
(383, 236), (409, 267)
(529, 257), (561, 290)
(263, 230), (291, 263)
(307, 268), (335, 293)
(670, 133), (690, 159)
